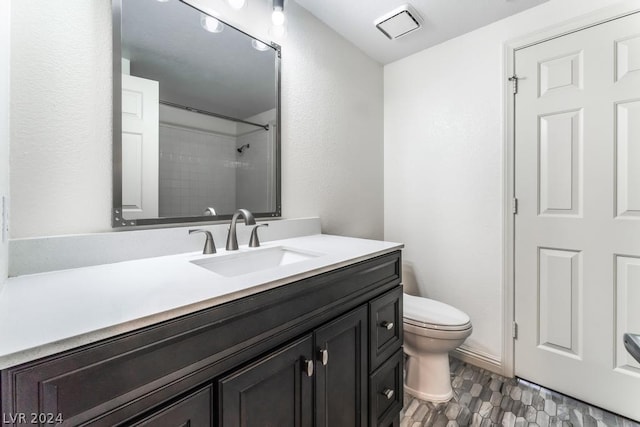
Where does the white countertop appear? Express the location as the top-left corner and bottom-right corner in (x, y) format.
(0, 234), (402, 369)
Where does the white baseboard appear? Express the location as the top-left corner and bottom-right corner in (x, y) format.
(451, 344), (504, 376)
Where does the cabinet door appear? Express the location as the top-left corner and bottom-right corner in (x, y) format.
(314, 306), (368, 427)
(129, 385), (212, 426)
(218, 335), (314, 427)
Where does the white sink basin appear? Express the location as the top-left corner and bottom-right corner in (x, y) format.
(190, 246), (322, 277)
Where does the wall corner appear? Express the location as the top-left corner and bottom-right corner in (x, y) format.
(1, 0), (10, 287)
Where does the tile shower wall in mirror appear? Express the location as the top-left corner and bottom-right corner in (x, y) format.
(156, 108), (276, 218)
(115, 0), (280, 226)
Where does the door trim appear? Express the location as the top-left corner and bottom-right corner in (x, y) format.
(502, 0), (640, 378)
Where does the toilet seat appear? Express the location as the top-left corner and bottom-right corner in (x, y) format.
(403, 293), (471, 331)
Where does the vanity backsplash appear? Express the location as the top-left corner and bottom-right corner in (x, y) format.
(9, 217), (321, 277)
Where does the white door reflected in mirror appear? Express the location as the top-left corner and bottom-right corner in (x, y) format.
(121, 73), (159, 219)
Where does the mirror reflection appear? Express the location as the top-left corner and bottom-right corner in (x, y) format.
(115, 0), (280, 225)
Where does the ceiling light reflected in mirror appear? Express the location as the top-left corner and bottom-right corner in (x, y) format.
(201, 14), (224, 33)
(227, 0), (247, 9)
(272, 0), (285, 25)
(251, 39), (270, 51)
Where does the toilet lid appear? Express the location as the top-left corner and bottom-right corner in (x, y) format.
(403, 293), (471, 330)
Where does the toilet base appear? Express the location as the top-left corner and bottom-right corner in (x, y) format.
(404, 383), (453, 403)
(404, 350), (454, 403)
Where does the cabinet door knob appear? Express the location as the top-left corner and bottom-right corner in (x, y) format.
(304, 359), (314, 377)
(318, 349), (329, 366)
(382, 388), (395, 400)
(380, 321), (394, 330)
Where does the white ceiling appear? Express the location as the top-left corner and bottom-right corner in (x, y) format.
(294, 0), (549, 64)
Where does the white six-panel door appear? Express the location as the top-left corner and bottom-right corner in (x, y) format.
(121, 74), (159, 219)
(514, 12), (640, 421)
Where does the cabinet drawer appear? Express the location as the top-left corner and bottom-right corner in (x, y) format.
(369, 286), (403, 371)
(129, 385), (213, 427)
(369, 349), (403, 427)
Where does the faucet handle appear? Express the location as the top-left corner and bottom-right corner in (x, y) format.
(189, 229), (216, 254)
(249, 224), (269, 248)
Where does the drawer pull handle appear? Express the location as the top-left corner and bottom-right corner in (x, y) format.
(318, 349), (329, 366)
(380, 321), (394, 330)
(304, 359), (314, 377)
(382, 388), (395, 400)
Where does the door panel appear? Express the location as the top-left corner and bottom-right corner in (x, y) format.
(514, 11), (640, 421)
(616, 99), (640, 218)
(314, 306), (368, 427)
(538, 109), (582, 215)
(218, 335), (313, 427)
(615, 34), (640, 81)
(615, 255), (640, 373)
(537, 248), (581, 357)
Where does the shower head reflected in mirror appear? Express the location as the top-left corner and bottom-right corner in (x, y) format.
(237, 144), (250, 154)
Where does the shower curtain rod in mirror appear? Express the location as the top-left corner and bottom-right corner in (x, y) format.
(160, 100), (270, 131)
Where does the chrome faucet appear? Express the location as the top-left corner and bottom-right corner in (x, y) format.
(226, 209), (256, 250)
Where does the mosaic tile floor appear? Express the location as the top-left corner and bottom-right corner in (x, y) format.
(400, 358), (640, 427)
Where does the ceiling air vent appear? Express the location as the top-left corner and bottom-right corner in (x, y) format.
(374, 4), (422, 40)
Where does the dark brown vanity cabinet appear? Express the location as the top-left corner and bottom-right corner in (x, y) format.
(0, 251), (402, 427)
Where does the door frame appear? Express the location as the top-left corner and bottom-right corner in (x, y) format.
(502, 0), (640, 378)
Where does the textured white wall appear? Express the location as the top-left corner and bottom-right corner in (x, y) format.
(280, 2), (384, 239)
(0, 0), (10, 286)
(10, 1), (112, 238)
(384, 0), (625, 362)
(9, 0), (384, 240)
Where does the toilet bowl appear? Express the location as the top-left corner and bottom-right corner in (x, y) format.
(403, 293), (472, 402)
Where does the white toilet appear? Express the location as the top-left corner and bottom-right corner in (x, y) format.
(403, 293), (472, 402)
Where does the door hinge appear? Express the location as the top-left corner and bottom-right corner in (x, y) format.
(512, 321), (518, 339)
(508, 75), (519, 94)
(512, 197), (518, 214)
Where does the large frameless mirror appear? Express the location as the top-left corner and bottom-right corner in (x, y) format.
(112, 0), (281, 227)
